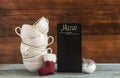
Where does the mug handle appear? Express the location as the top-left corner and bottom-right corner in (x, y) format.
(47, 48), (53, 54)
(48, 36), (54, 46)
(15, 27), (21, 36)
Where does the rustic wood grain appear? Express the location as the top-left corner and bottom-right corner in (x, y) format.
(0, 0), (120, 63)
(0, 9), (120, 37)
(0, 0), (69, 9)
(0, 37), (22, 63)
(1, 35), (120, 63)
(1, 0), (120, 9)
(82, 35), (120, 63)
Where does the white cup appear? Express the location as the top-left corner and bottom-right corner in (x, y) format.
(15, 24), (36, 40)
(20, 42), (53, 72)
(43, 50), (57, 63)
(23, 60), (44, 72)
(33, 16), (49, 35)
(22, 51), (44, 72)
(15, 24), (54, 47)
(20, 42), (53, 58)
(22, 34), (54, 47)
(22, 52), (45, 72)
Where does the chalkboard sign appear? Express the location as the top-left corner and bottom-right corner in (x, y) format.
(57, 23), (82, 72)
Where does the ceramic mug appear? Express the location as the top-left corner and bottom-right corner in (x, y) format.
(43, 49), (57, 63)
(33, 16), (49, 35)
(15, 24), (36, 39)
(21, 47), (53, 72)
(15, 25), (54, 47)
(23, 59), (43, 72)
(20, 42), (53, 58)
(22, 34), (54, 47)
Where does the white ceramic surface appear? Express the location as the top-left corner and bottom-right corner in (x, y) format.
(15, 24), (37, 39)
(20, 42), (48, 58)
(15, 24), (54, 47)
(33, 16), (49, 35)
(43, 49), (57, 63)
(20, 42), (55, 72)
(20, 42), (49, 72)
(15, 17), (54, 72)
(23, 59), (44, 72)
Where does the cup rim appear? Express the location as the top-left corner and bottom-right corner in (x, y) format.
(20, 24), (45, 38)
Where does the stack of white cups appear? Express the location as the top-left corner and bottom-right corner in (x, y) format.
(15, 17), (54, 72)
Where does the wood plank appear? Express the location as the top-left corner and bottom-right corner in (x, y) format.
(83, 23), (120, 35)
(0, 9), (120, 22)
(0, 9), (120, 17)
(0, 37), (22, 63)
(1, 0), (120, 63)
(0, 0), (71, 9)
(1, 23), (120, 37)
(82, 35), (120, 63)
(1, 35), (120, 63)
(69, 0), (120, 9)
(0, 37), (57, 64)
(0, 9), (120, 37)
(1, 0), (120, 9)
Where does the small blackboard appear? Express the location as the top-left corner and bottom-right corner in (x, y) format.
(57, 23), (82, 72)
